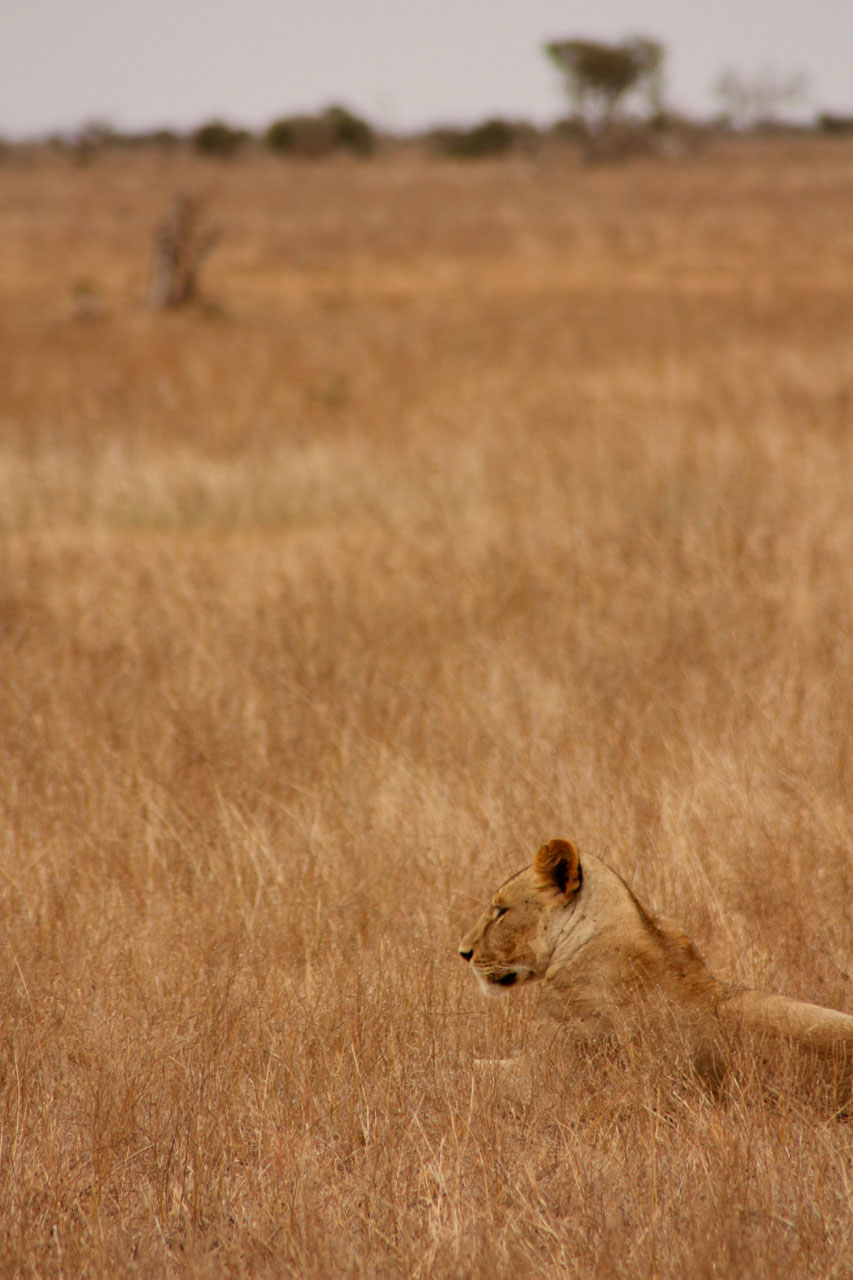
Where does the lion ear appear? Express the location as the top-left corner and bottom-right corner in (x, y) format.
(534, 839), (582, 898)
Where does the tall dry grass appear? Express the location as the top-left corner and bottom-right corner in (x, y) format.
(1, 139), (852, 1277)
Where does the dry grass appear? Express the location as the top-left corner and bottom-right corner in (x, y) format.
(1, 137), (852, 1277)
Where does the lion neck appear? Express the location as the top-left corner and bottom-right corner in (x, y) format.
(543, 852), (649, 975)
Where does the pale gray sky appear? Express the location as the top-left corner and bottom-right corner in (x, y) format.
(4, 0), (852, 138)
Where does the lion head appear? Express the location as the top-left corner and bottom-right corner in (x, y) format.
(458, 839), (582, 995)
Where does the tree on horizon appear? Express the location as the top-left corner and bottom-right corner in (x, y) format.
(545, 36), (665, 133)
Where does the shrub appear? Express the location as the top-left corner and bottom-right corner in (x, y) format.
(139, 128), (182, 151)
(71, 120), (117, 164)
(817, 113), (853, 135)
(431, 118), (517, 159)
(192, 120), (249, 159)
(264, 106), (375, 158)
(324, 105), (375, 156)
(288, 115), (337, 158)
(265, 118), (296, 153)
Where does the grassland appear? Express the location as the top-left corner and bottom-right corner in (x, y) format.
(1, 137), (852, 1278)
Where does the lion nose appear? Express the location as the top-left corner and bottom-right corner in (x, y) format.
(459, 947), (473, 962)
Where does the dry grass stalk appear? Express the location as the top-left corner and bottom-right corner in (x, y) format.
(148, 192), (220, 309)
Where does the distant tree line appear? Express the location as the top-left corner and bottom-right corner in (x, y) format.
(30, 105), (380, 163)
(8, 35), (851, 169)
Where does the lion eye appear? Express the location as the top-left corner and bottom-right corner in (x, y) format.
(493, 906), (508, 920)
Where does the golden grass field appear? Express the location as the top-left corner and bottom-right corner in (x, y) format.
(1, 137), (852, 1277)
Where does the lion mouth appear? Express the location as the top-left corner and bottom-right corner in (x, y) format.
(472, 964), (536, 996)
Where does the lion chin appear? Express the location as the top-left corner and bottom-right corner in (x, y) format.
(476, 967), (532, 994)
(459, 838), (853, 1095)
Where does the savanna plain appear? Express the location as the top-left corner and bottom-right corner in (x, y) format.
(1, 137), (852, 1278)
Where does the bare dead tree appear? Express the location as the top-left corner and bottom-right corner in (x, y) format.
(148, 193), (220, 309)
(714, 67), (808, 131)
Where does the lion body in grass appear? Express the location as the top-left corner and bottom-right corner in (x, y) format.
(459, 839), (853, 1091)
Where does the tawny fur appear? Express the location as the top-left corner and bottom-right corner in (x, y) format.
(459, 839), (853, 1089)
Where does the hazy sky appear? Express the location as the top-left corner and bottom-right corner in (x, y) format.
(4, 0), (852, 138)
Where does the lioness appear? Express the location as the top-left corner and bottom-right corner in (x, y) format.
(459, 839), (853, 1090)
